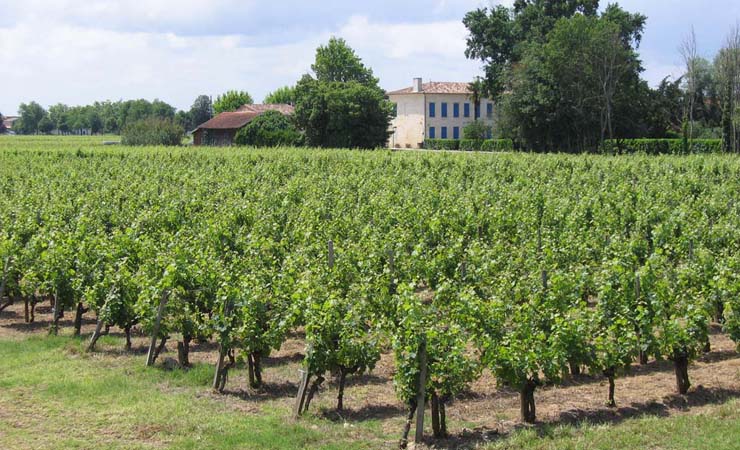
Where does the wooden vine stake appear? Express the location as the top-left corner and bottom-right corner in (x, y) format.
(414, 337), (428, 445)
(146, 290), (170, 367)
(293, 343), (314, 418)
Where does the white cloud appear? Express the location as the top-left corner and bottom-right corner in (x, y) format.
(0, 12), (483, 114)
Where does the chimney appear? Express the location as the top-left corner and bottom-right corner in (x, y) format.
(412, 77), (422, 93)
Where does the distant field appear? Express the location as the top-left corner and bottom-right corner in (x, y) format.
(0, 136), (738, 449)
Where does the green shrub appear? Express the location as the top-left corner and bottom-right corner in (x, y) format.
(424, 139), (459, 150)
(234, 111), (303, 147)
(463, 120), (491, 140)
(599, 139), (723, 155)
(121, 118), (183, 146)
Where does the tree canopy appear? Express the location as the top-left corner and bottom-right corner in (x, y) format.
(294, 39), (392, 149)
(263, 86), (297, 105)
(213, 90), (254, 114)
(234, 110), (302, 147)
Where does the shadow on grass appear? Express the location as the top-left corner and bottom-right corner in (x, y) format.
(262, 352), (304, 367)
(425, 385), (740, 449)
(320, 403), (407, 422)
(221, 380), (299, 403)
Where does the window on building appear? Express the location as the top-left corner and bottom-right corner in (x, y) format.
(453, 103), (460, 118)
(464, 103), (470, 118)
(392, 103), (398, 118)
(441, 103), (448, 118)
(475, 103), (480, 119)
(487, 103), (493, 119)
(429, 102), (436, 118)
(441, 127), (448, 139)
(429, 126), (436, 139)
(453, 126), (460, 139)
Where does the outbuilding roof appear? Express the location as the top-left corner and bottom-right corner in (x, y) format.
(194, 112), (260, 130)
(193, 104), (295, 131)
(386, 82), (473, 95)
(237, 104), (295, 114)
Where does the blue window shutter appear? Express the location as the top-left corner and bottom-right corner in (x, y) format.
(441, 127), (447, 139)
(441, 103), (448, 118)
(429, 127), (436, 139)
(429, 102), (436, 118)
(453, 103), (460, 118)
(487, 103), (493, 118)
(475, 103), (480, 119)
(464, 103), (470, 118)
(453, 127), (460, 139)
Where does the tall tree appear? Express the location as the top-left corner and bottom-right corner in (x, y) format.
(464, 0), (600, 98)
(263, 86), (297, 105)
(213, 90), (254, 114)
(294, 39), (392, 149)
(189, 95), (213, 128)
(716, 24), (740, 152)
(16, 102), (47, 135)
(0, 113), (6, 134)
(311, 37), (379, 86)
(679, 27), (699, 146)
(503, 7), (645, 151)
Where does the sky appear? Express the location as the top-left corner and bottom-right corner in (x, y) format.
(1, 0), (739, 116)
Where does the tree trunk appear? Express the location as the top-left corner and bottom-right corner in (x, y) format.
(303, 375), (325, 414)
(253, 352), (262, 387)
(399, 401), (416, 450)
(123, 326), (132, 351)
(337, 367), (347, 412)
(151, 336), (167, 363)
(569, 360), (581, 377)
(674, 354), (691, 395)
(247, 353), (256, 388)
(50, 294), (61, 336)
(30, 297), (37, 323)
(604, 367), (616, 407)
(24, 297), (29, 323)
(520, 381), (537, 424)
(431, 392), (441, 438)
(88, 318), (104, 352)
(73, 302), (84, 337)
(177, 335), (191, 367)
(439, 399), (447, 438)
(639, 350), (648, 365)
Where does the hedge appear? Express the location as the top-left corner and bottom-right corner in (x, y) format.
(599, 139), (723, 155)
(424, 139), (459, 150)
(425, 139), (514, 152)
(121, 118), (183, 146)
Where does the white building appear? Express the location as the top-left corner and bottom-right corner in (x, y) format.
(386, 78), (495, 149)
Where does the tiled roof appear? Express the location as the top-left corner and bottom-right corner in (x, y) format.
(387, 82), (473, 95)
(194, 112), (259, 130)
(237, 104), (295, 114)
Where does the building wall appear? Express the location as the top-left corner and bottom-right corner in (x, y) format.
(388, 95), (425, 149)
(193, 128), (238, 146)
(388, 94), (496, 148)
